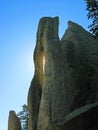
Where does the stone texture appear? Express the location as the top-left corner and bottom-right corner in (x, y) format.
(60, 102), (98, 130)
(8, 110), (21, 130)
(27, 17), (98, 130)
(27, 17), (59, 130)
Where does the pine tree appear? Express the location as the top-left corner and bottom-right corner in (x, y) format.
(85, 0), (98, 36)
(17, 104), (29, 130)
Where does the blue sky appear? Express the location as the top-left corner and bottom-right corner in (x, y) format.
(0, 0), (91, 130)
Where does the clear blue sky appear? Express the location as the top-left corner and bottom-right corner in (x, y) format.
(0, 0), (90, 130)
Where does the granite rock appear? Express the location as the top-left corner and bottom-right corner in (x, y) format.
(27, 17), (98, 130)
(8, 110), (21, 130)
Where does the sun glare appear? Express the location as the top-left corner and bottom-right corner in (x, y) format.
(43, 56), (45, 74)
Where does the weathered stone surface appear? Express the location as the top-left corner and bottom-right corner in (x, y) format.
(60, 102), (98, 130)
(27, 17), (98, 130)
(27, 17), (59, 130)
(8, 110), (21, 130)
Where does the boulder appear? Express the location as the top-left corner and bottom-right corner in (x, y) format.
(8, 110), (21, 130)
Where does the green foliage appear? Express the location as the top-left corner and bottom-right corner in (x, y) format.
(17, 104), (29, 130)
(85, 0), (98, 36)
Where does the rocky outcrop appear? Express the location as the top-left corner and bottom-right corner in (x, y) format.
(27, 17), (59, 130)
(8, 110), (21, 130)
(27, 17), (98, 130)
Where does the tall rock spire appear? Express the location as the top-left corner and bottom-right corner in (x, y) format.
(27, 17), (59, 130)
(8, 110), (21, 130)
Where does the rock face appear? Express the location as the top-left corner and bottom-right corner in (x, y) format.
(8, 110), (21, 130)
(27, 17), (98, 130)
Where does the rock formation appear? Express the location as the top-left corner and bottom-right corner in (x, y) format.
(8, 110), (22, 130)
(27, 17), (98, 130)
